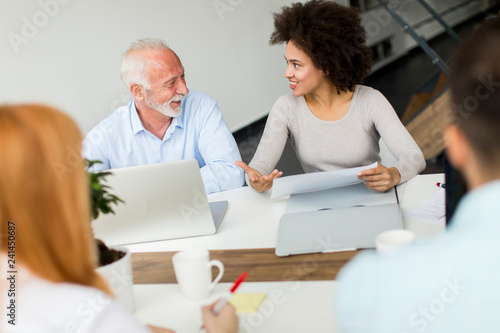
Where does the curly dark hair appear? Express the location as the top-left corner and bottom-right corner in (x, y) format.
(270, 0), (373, 93)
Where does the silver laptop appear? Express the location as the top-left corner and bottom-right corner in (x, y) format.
(276, 185), (403, 256)
(92, 159), (228, 246)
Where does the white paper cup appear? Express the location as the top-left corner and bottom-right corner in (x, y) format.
(172, 249), (224, 301)
(376, 229), (415, 255)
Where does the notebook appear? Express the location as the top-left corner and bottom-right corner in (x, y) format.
(91, 159), (228, 246)
(276, 184), (402, 256)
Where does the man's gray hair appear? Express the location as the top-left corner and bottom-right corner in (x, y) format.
(120, 38), (170, 90)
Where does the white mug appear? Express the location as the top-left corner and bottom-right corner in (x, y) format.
(172, 249), (224, 301)
(375, 229), (415, 255)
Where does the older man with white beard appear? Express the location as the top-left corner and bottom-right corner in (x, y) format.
(83, 38), (244, 193)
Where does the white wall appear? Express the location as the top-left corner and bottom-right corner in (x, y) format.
(0, 0), (296, 133)
(3, 0), (490, 133)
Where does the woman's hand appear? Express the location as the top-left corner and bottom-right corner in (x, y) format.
(357, 163), (401, 192)
(235, 161), (283, 192)
(201, 302), (239, 333)
(147, 325), (175, 333)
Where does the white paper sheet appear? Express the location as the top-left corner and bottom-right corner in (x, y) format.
(271, 162), (377, 199)
(403, 188), (446, 224)
(285, 183), (397, 214)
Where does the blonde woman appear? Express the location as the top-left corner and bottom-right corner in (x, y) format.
(0, 105), (237, 333)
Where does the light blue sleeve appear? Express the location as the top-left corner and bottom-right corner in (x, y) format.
(334, 247), (445, 333)
(82, 125), (111, 172)
(196, 101), (244, 193)
(334, 251), (383, 333)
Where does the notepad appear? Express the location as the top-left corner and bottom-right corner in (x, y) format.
(229, 293), (267, 313)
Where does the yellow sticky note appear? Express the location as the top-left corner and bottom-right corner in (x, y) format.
(229, 293), (267, 313)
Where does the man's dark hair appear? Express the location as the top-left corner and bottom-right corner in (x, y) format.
(269, 0), (373, 94)
(451, 17), (500, 166)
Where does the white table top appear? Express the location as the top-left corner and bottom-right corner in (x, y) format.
(134, 280), (338, 333)
(398, 174), (446, 240)
(125, 174), (445, 253)
(130, 174), (446, 332)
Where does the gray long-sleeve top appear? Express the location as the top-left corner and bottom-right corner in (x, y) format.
(249, 85), (425, 184)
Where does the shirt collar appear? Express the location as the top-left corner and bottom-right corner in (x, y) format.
(171, 103), (185, 130)
(130, 100), (146, 135)
(129, 99), (186, 137)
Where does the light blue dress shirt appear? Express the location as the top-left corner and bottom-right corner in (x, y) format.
(335, 180), (500, 333)
(82, 90), (244, 194)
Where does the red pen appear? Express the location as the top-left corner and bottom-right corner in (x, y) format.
(211, 271), (248, 314)
(436, 182), (446, 189)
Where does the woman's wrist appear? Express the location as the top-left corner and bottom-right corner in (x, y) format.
(389, 167), (401, 187)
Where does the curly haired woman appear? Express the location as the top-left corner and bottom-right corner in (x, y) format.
(236, 0), (425, 192)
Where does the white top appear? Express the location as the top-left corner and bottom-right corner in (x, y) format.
(1, 264), (151, 333)
(249, 85), (425, 183)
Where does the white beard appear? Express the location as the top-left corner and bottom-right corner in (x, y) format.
(145, 91), (184, 118)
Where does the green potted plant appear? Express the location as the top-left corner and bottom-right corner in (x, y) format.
(86, 159), (135, 313)
(86, 159), (125, 265)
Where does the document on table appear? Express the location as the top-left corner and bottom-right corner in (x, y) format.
(271, 162), (377, 199)
(286, 183), (397, 214)
(403, 189), (446, 224)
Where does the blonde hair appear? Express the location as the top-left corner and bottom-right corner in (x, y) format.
(0, 104), (110, 294)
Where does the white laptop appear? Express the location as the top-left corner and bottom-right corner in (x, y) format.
(276, 203), (403, 256)
(276, 184), (402, 256)
(91, 159), (228, 246)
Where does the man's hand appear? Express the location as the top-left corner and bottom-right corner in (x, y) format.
(357, 163), (401, 192)
(235, 161), (283, 192)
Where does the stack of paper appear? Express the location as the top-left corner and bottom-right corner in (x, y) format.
(271, 162), (378, 199)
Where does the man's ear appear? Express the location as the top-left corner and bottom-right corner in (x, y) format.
(130, 84), (144, 100)
(444, 124), (470, 171)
